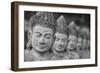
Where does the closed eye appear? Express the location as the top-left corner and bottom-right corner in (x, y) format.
(35, 32), (42, 37)
(45, 34), (51, 39)
(62, 38), (67, 42)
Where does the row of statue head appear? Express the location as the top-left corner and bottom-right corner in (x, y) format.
(27, 12), (90, 51)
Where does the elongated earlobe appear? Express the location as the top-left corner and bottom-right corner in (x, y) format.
(26, 30), (33, 50)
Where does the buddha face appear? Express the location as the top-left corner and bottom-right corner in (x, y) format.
(31, 25), (54, 53)
(67, 34), (77, 50)
(76, 37), (83, 51)
(53, 32), (68, 52)
(82, 38), (88, 50)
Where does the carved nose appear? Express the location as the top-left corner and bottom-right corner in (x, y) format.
(39, 37), (46, 45)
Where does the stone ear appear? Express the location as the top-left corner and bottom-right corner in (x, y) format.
(26, 30), (33, 50)
(27, 30), (32, 44)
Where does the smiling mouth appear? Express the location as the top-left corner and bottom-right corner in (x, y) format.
(57, 47), (63, 49)
(56, 45), (64, 50)
(38, 45), (46, 48)
(55, 47), (64, 52)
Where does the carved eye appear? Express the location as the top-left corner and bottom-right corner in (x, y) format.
(45, 35), (51, 39)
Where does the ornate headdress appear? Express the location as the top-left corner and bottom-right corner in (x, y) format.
(68, 21), (78, 36)
(29, 12), (56, 33)
(81, 27), (90, 39)
(56, 15), (68, 34)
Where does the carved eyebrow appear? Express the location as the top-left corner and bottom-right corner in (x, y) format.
(44, 34), (52, 37)
(34, 32), (42, 35)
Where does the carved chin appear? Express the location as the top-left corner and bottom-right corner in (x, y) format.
(34, 46), (49, 53)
